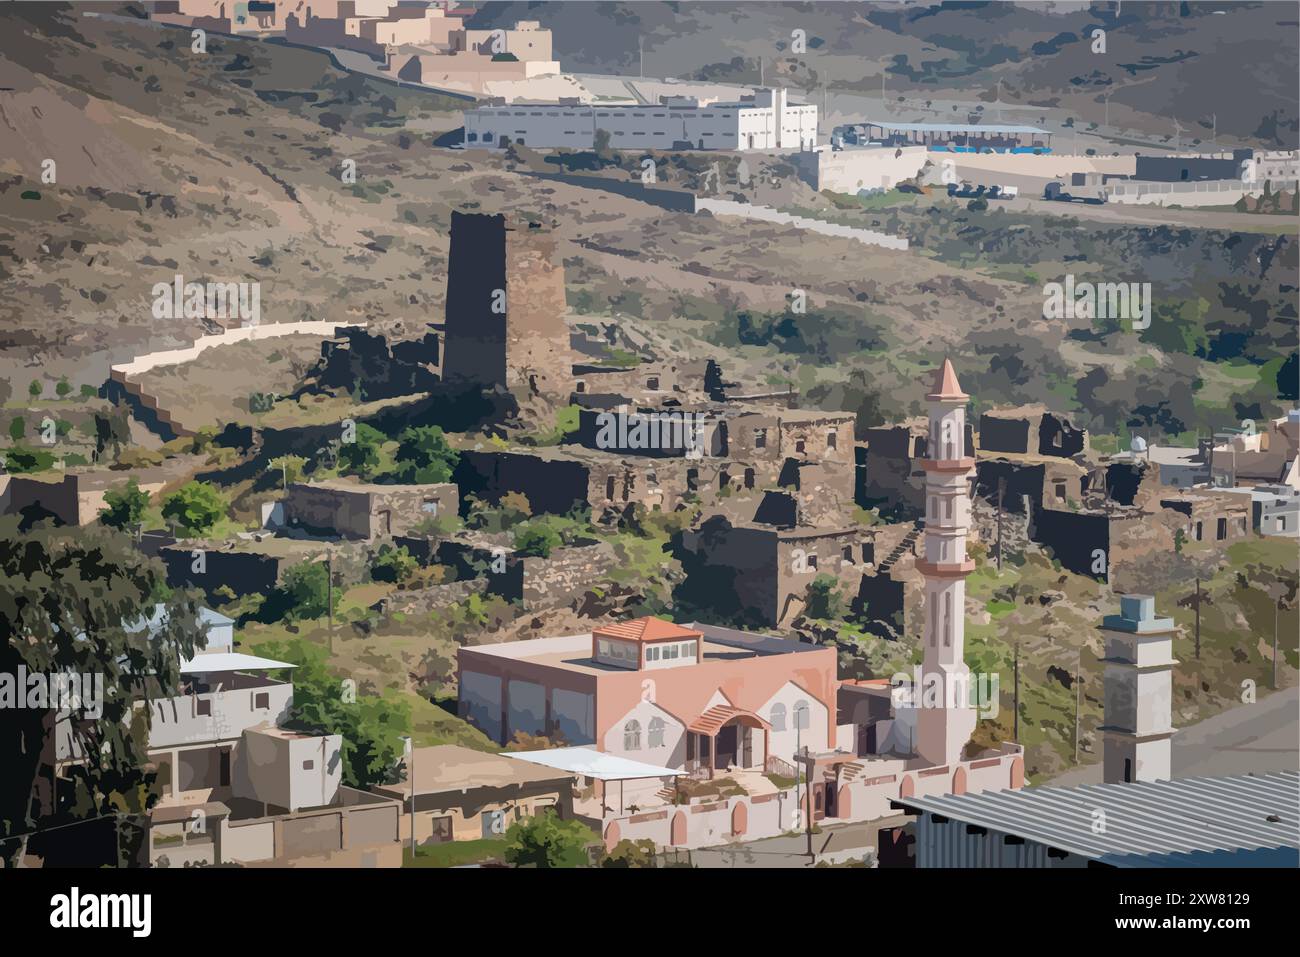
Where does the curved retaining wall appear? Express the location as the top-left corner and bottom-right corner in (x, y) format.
(106, 321), (365, 438)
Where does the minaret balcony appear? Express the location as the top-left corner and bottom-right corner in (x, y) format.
(915, 558), (975, 577)
(920, 456), (975, 472)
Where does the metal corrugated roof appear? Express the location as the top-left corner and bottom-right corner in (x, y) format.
(862, 121), (1050, 135)
(896, 772), (1299, 865)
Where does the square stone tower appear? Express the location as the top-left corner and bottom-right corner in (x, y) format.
(1099, 594), (1178, 784)
(441, 211), (571, 398)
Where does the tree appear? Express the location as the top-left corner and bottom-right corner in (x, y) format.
(503, 812), (593, 868)
(338, 423), (385, 479)
(0, 519), (205, 865)
(28, 379), (41, 399)
(55, 378), (71, 399)
(805, 573), (845, 620)
(100, 478), (150, 531)
(8, 417), (24, 441)
(371, 544), (416, 584)
(393, 425), (458, 484)
(513, 522), (561, 558)
(267, 560), (335, 622)
(253, 640), (410, 788)
(268, 454), (308, 491)
(160, 481), (226, 536)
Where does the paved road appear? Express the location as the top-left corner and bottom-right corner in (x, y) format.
(1046, 686), (1299, 788)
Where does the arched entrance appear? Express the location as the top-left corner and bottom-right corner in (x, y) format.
(603, 822), (621, 852)
(670, 810), (688, 846)
(730, 801), (748, 837)
(837, 785), (852, 819)
(1010, 757), (1025, 790)
(952, 766), (967, 796)
(899, 774), (915, 799)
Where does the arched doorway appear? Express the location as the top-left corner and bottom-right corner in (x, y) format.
(1009, 757), (1024, 790)
(670, 810), (688, 846)
(899, 774), (915, 799)
(603, 822), (621, 851)
(730, 801), (747, 837)
(837, 785), (852, 819)
(952, 766), (967, 796)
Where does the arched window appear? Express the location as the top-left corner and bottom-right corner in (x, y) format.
(930, 496), (938, 519)
(648, 717), (665, 748)
(793, 700), (810, 731)
(929, 592), (937, 646)
(945, 497), (953, 520)
(623, 720), (641, 751)
(770, 702), (787, 732)
(943, 593), (952, 647)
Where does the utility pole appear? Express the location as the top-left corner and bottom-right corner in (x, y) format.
(1211, 113), (1217, 152)
(638, 36), (643, 79)
(326, 551), (334, 656)
(1274, 598), (1281, 689)
(996, 477), (1006, 571)
(1194, 578), (1202, 660)
(1073, 650), (1082, 763)
(798, 747), (815, 860)
(1013, 641), (1020, 742)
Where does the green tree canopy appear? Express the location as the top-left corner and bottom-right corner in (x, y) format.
(338, 423), (386, 479)
(160, 481), (225, 536)
(253, 640), (410, 789)
(393, 425), (459, 484)
(512, 522), (561, 559)
(503, 812), (594, 868)
(0, 519), (205, 864)
(100, 478), (150, 530)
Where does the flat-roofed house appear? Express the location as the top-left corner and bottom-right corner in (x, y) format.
(374, 745), (575, 846)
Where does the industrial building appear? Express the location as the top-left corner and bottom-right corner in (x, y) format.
(464, 88), (818, 152)
(836, 121), (1052, 153)
(895, 771), (1299, 867)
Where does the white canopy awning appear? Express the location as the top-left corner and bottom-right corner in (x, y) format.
(179, 652), (296, 674)
(501, 747), (682, 781)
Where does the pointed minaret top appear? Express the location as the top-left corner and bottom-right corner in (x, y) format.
(926, 358), (968, 402)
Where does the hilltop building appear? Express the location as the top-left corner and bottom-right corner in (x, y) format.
(465, 88), (818, 152)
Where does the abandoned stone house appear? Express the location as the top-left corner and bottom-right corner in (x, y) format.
(454, 405), (857, 525)
(282, 478), (458, 540)
(677, 517), (874, 627)
(978, 405), (1089, 458)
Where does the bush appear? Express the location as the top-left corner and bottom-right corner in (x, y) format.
(56, 378), (72, 398)
(8, 418), (24, 441)
(503, 813), (593, 868)
(265, 560), (335, 622)
(338, 423), (386, 479)
(160, 481), (226, 535)
(393, 425), (458, 484)
(513, 522), (561, 559)
(1, 444), (55, 473)
(600, 838), (659, 868)
(805, 573), (845, 620)
(100, 478), (150, 530)
(371, 544), (417, 584)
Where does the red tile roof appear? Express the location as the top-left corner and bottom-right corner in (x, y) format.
(593, 617), (703, 643)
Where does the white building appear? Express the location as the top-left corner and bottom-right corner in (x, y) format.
(464, 87), (818, 152)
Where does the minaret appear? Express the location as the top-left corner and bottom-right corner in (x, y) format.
(915, 359), (978, 767)
(1099, 595), (1177, 783)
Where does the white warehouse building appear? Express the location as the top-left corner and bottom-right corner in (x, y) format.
(464, 88), (818, 152)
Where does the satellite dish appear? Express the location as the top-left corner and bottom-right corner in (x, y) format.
(1130, 435), (1148, 454)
